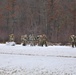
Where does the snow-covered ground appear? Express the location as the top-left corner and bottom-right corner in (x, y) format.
(0, 44), (76, 75)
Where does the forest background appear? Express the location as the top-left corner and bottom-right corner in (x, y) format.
(0, 0), (76, 44)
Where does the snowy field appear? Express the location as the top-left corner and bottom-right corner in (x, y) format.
(0, 44), (76, 75)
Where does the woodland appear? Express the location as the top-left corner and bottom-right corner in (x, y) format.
(0, 0), (76, 43)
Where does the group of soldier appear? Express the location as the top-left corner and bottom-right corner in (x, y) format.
(9, 34), (76, 48)
(9, 34), (47, 46)
(70, 35), (76, 48)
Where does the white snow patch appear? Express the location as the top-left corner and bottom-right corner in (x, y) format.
(0, 44), (76, 75)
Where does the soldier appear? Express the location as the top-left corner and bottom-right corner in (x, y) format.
(9, 34), (15, 42)
(70, 35), (75, 48)
(38, 34), (47, 47)
(21, 34), (28, 46)
(34, 35), (39, 45)
(21, 35), (24, 44)
(8, 34), (15, 46)
(74, 35), (76, 47)
(37, 35), (43, 46)
(42, 34), (47, 46)
(28, 34), (35, 46)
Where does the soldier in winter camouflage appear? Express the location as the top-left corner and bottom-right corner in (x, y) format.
(8, 34), (15, 46)
(21, 34), (28, 46)
(37, 35), (43, 46)
(28, 34), (35, 46)
(21, 35), (24, 45)
(38, 34), (47, 46)
(9, 34), (15, 42)
(70, 35), (76, 48)
(74, 35), (76, 47)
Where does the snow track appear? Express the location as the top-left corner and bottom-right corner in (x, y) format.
(0, 44), (76, 75)
(0, 52), (76, 58)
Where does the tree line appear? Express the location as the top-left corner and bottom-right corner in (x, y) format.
(0, 0), (76, 43)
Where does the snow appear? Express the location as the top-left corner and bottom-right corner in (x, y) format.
(0, 44), (76, 75)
